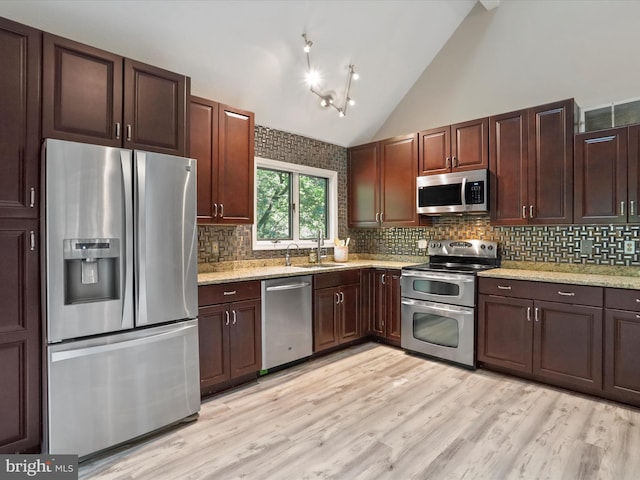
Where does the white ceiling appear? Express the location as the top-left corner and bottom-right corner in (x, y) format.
(0, 0), (480, 147)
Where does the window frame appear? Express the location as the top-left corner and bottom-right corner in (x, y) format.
(253, 156), (338, 251)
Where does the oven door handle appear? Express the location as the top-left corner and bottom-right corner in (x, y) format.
(461, 176), (467, 211)
(402, 272), (475, 283)
(401, 298), (473, 314)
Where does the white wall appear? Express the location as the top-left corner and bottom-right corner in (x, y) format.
(374, 0), (640, 139)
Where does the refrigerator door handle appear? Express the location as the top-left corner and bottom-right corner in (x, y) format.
(136, 152), (148, 325)
(121, 151), (134, 330)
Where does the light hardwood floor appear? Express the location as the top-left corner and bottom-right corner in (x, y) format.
(79, 343), (640, 479)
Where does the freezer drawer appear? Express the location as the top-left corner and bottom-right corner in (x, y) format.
(47, 320), (200, 458)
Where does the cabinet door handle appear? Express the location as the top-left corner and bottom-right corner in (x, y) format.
(636, 315), (640, 319)
(381, 274), (386, 285)
(340, 291), (345, 303)
(219, 203), (224, 218)
(557, 291), (575, 296)
(621, 201), (626, 216)
(632, 200), (636, 217)
(232, 310), (237, 325)
(225, 310), (230, 326)
(527, 307), (531, 322)
(534, 307), (540, 322)
(497, 285), (512, 290)
(213, 203), (218, 217)
(126, 124), (132, 141)
(30, 231), (36, 251)
(522, 205), (527, 219)
(335, 292), (340, 305)
(529, 205), (534, 218)
(375, 212), (379, 222)
(115, 122), (121, 140)
(380, 212), (384, 222)
(446, 157), (451, 168)
(453, 156), (458, 167)
(635, 298), (640, 303)
(223, 290), (237, 296)
(29, 187), (35, 208)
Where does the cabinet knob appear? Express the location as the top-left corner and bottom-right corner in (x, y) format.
(29, 187), (36, 208)
(522, 205), (527, 219)
(621, 201), (626, 217)
(335, 292), (340, 305)
(225, 310), (230, 326)
(452, 156), (458, 167)
(126, 124), (132, 141)
(534, 307), (540, 322)
(213, 203), (218, 217)
(340, 291), (345, 303)
(30, 231), (36, 251)
(115, 122), (121, 140)
(529, 205), (534, 218)
(219, 203), (224, 218)
(527, 307), (531, 322)
(232, 310), (237, 325)
(446, 157), (451, 168)
(631, 200), (636, 217)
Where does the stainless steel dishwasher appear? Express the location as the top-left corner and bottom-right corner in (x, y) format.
(261, 275), (313, 371)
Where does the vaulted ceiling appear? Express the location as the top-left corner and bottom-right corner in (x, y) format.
(0, 0), (491, 147)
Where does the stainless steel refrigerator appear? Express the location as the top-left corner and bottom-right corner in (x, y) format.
(42, 139), (200, 459)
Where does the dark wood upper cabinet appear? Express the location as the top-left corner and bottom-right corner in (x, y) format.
(628, 125), (640, 223)
(43, 33), (188, 156)
(217, 104), (255, 225)
(348, 135), (418, 228)
(42, 33), (123, 147)
(491, 99), (575, 225)
(189, 97), (254, 225)
(527, 100), (574, 224)
(489, 109), (529, 225)
(347, 142), (379, 227)
(574, 127), (628, 224)
(419, 118), (488, 175)
(0, 18), (41, 219)
(380, 134), (418, 227)
(123, 59), (187, 156)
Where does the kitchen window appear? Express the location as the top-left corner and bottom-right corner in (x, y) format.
(253, 157), (337, 250)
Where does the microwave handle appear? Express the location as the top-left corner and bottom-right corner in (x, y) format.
(461, 176), (467, 210)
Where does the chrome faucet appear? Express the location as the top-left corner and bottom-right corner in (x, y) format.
(285, 243), (299, 266)
(317, 229), (325, 264)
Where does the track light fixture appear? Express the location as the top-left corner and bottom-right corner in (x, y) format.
(302, 33), (357, 117)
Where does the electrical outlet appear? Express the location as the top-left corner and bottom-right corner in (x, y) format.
(580, 239), (593, 255)
(624, 240), (635, 255)
(418, 239), (428, 249)
(211, 241), (219, 256)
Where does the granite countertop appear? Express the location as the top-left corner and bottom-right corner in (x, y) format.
(478, 261), (640, 290)
(197, 258), (421, 286)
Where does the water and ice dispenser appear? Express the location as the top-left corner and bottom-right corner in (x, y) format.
(63, 239), (120, 305)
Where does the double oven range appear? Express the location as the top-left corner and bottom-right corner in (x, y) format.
(401, 239), (499, 368)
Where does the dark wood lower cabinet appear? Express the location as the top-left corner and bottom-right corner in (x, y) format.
(478, 278), (603, 398)
(198, 283), (261, 396)
(0, 220), (40, 453)
(313, 273), (361, 353)
(370, 269), (401, 346)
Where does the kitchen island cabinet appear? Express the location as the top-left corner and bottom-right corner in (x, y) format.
(43, 33), (188, 156)
(313, 270), (361, 352)
(490, 99), (576, 225)
(347, 134), (419, 228)
(0, 16), (42, 454)
(189, 97), (255, 224)
(198, 281), (261, 396)
(418, 117), (488, 176)
(478, 277), (603, 396)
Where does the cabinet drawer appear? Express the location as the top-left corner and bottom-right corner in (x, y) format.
(314, 269), (360, 289)
(606, 288), (640, 311)
(198, 280), (261, 306)
(479, 277), (603, 307)
(478, 278), (536, 298)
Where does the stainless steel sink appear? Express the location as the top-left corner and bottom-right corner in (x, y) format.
(295, 263), (346, 269)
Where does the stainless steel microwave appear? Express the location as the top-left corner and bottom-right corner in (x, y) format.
(416, 168), (488, 215)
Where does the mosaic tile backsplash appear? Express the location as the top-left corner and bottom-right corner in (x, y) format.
(198, 126), (640, 267)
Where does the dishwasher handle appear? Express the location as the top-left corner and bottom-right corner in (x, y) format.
(265, 282), (311, 292)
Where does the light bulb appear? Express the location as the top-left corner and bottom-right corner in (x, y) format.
(320, 98), (327, 107)
(348, 98), (355, 107)
(352, 72), (360, 81)
(338, 110), (345, 118)
(305, 69), (320, 88)
(303, 43), (311, 53)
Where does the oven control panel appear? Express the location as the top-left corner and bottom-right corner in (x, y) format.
(427, 239), (498, 258)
